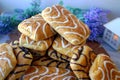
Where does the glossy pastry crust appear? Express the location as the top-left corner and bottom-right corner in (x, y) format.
(19, 34), (53, 51)
(42, 5), (90, 45)
(18, 14), (56, 41)
(7, 43), (33, 80)
(52, 36), (85, 58)
(89, 54), (120, 80)
(70, 45), (97, 79)
(32, 55), (70, 69)
(21, 66), (76, 80)
(47, 47), (71, 62)
(29, 49), (46, 61)
(0, 43), (17, 80)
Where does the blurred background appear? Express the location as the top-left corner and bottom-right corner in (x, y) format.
(0, 0), (120, 19)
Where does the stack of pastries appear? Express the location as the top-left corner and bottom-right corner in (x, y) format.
(0, 5), (120, 80)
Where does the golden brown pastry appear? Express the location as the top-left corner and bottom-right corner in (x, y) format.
(9, 40), (19, 46)
(32, 55), (70, 69)
(48, 47), (70, 62)
(70, 45), (97, 79)
(42, 5), (90, 45)
(29, 49), (46, 56)
(21, 66), (76, 80)
(89, 54), (120, 80)
(29, 49), (46, 61)
(7, 42), (33, 80)
(0, 43), (17, 80)
(52, 36), (85, 58)
(19, 34), (53, 51)
(18, 14), (56, 41)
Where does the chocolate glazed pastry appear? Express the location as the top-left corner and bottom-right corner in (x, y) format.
(70, 45), (97, 80)
(6, 42), (33, 80)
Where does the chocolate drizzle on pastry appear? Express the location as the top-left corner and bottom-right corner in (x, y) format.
(70, 54), (88, 67)
(48, 49), (70, 62)
(9, 64), (30, 76)
(59, 54), (70, 62)
(32, 55), (70, 69)
(10, 70), (26, 74)
(6, 44), (33, 80)
(19, 47), (33, 59)
(72, 46), (83, 61)
(13, 46), (33, 60)
(50, 50), (59, 58)
(70, 46), (97, 79)
(78, 77), (90, 80)
(1, 4), (117, 80)
(89, 51), (97, 65)
(16, 64), (30, 67)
